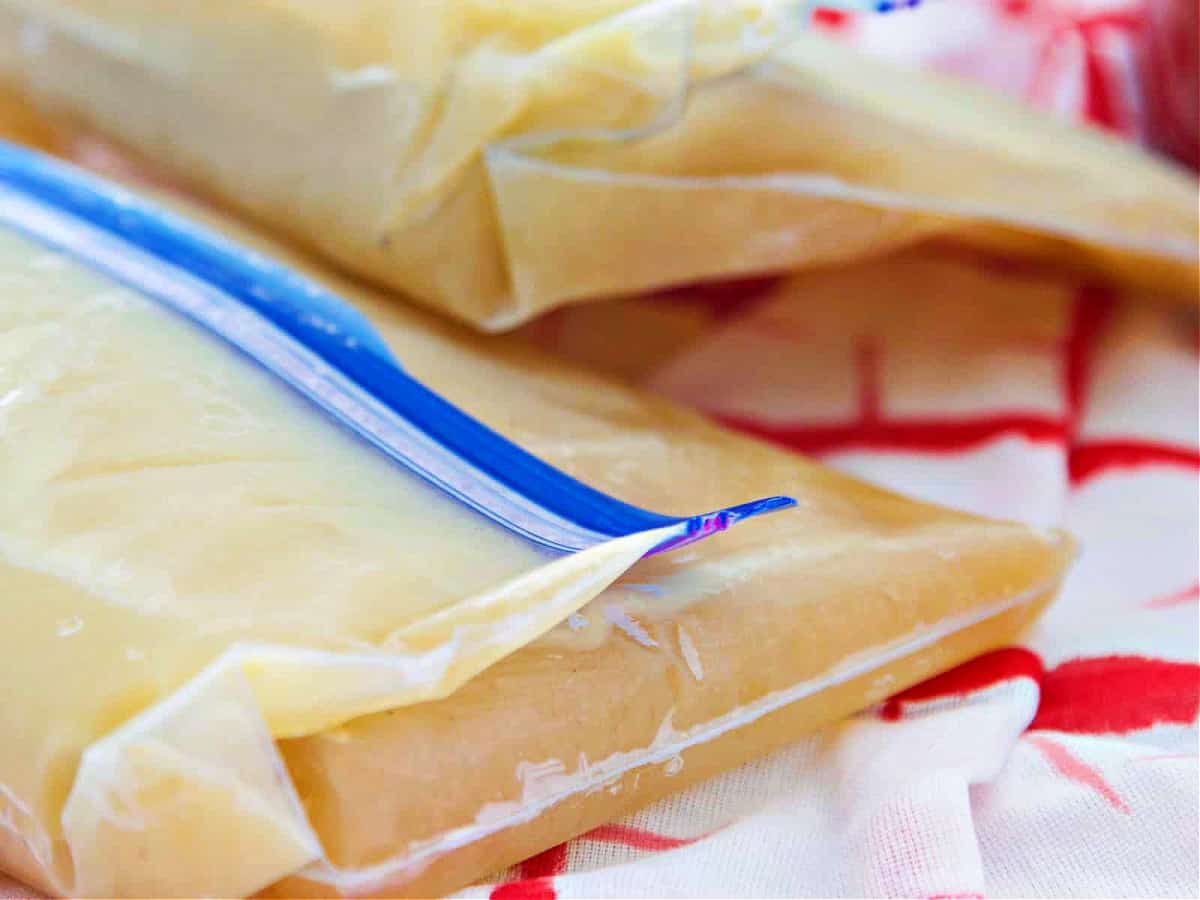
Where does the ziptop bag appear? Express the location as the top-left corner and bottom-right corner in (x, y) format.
(0, 141), (1073, 897)
(0, 0), (1192, 332)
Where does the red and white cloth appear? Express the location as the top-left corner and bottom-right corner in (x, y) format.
(468, 3), (1198, 897)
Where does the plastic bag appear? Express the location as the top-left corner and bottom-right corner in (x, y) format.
(0, 139), (789, 895)
(0, 140), (1073, 897)
(0, 0), (1192, 332)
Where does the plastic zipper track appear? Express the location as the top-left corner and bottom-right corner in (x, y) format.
(0, 140), (794, 555)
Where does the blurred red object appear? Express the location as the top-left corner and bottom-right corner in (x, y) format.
(813, 0), (1199, 170)
(1138, 0), (1199, 170)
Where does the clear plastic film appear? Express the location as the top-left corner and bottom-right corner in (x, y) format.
(0, 134), (1077, 898)
(0, 0), (1192, 333)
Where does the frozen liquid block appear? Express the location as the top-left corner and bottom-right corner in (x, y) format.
(0, 145), (1073, 897)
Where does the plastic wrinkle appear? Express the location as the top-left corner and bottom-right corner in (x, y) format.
(677, 626), (705, 681)
(485, 144), (1198, 262)
(0, 784), (49, 869)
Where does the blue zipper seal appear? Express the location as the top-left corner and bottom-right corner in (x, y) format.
(0, 139), (795, 555)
